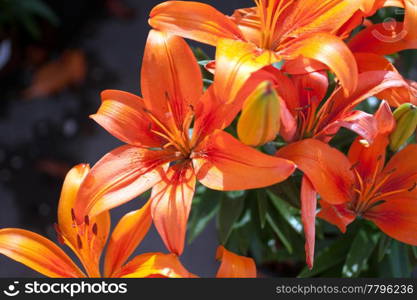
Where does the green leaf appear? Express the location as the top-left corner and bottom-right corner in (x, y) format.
(217, 193), (245, 244)
(187, 187), (221, 244)
(266, 213), (293, 254)
(388, 240), (412, 278)
(18, 0), (59, 25)
(411, 245), (417, 260)
(267, 190), (303, 234)
(377, 234), (392, 262)
(342, 229), (379, 277)
(257, 190), (268, 228)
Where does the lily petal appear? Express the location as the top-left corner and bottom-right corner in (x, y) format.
(194, 130), (295, 191)
(316, 71), (407, 131)
(317, 201), (356, 233)
(216, 246), (256, 278)
(301, 176), (317, 269)
(114, 253), (195, 278)
(91, 90), (163, 147)
(349, 22), (417, 55)
(151, 164), (196, 255)
(282, 0), (365, 38)
(316, 110), (378, 143)
(280, 32), (358, 96)
(276, 139), (355, 205)
(214, 38), (279, 105)
(75, 145), (169, 221)
(57, 164), (90, 247)
(379, 144), (417, 197)
(348, 102), (394, 180)
(149, 1), (244, 46)
(365, 196), (417, 246)
(104, 201), (152, 277)
(0, 228), (85, 278)
(354, 53), (415, 107)
(141, 30), (202, 129)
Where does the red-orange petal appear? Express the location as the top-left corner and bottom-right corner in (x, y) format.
(365, 196), (417, 246)
(141, 30), (202, 129)
(113, 253), (196, 278)
(276, 139), (355, 205)
(317, 201), (356, 233)
(91, 90), (163, 147)
(378, 144), (417, 197)
(349, 22), (417, 55)
(0, 228), (85, 278)
(347, 102), (394, 181)
(316, 110), (378, 143)
(75, 145), (170, 221)
(280, 32), (358, 96)
(301, 176), (317, 269)
(149, 1), (244, 46)
(151, 164), (196, 255)
(216, 246), (256, 278)
(104, 201), (152, 277)
(193, 130), (295, 191)
(316, 71), (407, 131)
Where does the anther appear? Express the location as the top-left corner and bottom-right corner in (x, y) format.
(92, 223), (98, 235)
(84, 215), (90, 226)
(71, 208), (76, 222)
(77, 235), (83, 249)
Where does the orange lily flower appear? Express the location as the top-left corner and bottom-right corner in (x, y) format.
(277, 101), (417, 267)
(348, 0), (417, 55)
(353, 52), (417, 107)
(0, 164), (194, 278)
(242, 62), (408, 144)
(149, 0), (364, 96)
(74, 30), (295, 256)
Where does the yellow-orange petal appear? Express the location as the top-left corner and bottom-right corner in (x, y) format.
(91, 90), (163, 148)
(104, 201), (152, 277)
(276, 139), (355, 205)
(149, 1), (244, 46)
(280, 32), (358, 96)
(75, 145), (170, 221)
(214, 38), (279, 105)
(193, 130), (295, 191)
(237, 81), (281, 146)
(282, 0), (364, 38)
(216, 246), (256, 278)
(114, 253), (195, 278)
(151, 164), (196, 255)
(57, 164), (110, 269)
(57, 164), (90, 247)
(141, 30), (202, 130)
(0, 228), (85, 278)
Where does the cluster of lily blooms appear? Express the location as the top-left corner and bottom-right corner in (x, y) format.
(1, 0), (417, 277)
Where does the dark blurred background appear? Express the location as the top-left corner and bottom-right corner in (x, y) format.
(0, 0), (253, 277)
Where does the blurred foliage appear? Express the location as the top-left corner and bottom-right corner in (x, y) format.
(0, 0), (59, 39)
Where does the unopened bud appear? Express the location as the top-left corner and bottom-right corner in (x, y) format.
(237, 81), (281, 146)
(389, 103), (417, 151)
